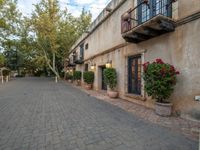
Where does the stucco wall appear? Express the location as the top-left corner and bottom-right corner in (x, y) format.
(84, 0), (133, 59)
(178, 0), (200, 19)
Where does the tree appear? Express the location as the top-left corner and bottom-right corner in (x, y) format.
(0, 0), (22, 72)
(30, 0), (91, 78)
(30, 0), (63, 78)
(0, 53), (5, 67)
(0, 0), (92, 78)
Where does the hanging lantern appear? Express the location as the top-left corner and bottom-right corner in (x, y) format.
(90, 64), (96, 70)
(106, 61), (112, 68)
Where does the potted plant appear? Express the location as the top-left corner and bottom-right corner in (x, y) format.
(103, 68), (118, 98)
(73, 71), (82, 86)
(143, 58), (180, 116)
(83, 71), (94, 90)
(66, 73), (73, 83)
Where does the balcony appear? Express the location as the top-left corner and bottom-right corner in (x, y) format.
(66, 58), (75, 67)
(121, 0), (176, 43)
(74, 55), (84, 64)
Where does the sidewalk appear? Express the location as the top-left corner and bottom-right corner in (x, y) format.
(68, 82), (200, 141)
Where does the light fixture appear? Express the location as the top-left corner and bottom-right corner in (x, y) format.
(106, 61), (112, 68)
(90, 64), (96, 70)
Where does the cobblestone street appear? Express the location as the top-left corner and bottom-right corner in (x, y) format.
(0, 78), (198, 150)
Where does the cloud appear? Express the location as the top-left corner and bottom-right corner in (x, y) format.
(17, 0), (112, 20)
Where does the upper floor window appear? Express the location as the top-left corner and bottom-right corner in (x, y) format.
(85, 43), (89, 50)
(80, 43), (84, 60)
(138, 0), (172, 24)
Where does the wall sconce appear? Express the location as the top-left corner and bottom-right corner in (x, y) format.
(90, 64), (96, 70)
(106, 61), (112, 68)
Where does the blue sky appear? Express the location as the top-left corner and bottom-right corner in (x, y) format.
(18, 0), (111, 20)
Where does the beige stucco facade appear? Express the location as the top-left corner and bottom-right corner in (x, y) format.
(66, 0), (200, 120)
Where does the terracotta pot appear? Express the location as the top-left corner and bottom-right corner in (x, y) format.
(85, 84), (92, 90)
(68, 79), (73, 83)
(107, 90), (118, 98)
(155, 102), (173, 117)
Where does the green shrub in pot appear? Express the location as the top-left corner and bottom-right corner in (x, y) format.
(83, 71), (94, 89)
(103, 68), (118, 98)
(73, 71), (82, 85)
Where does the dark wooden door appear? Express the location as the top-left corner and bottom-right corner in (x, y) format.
(128, 55), (142, 95)
(102, 66), (107, 90)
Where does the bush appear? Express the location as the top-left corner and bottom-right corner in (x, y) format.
(143, 58), (180, 103)
(83, 71), (94, 84)
(73, 71), (82, 80)
(103, 68), (117, 90)
(2, 70), (10, 76)
(66, 73), (73, 80)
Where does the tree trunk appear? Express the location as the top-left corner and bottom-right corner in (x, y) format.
(42, 49), (60, 79)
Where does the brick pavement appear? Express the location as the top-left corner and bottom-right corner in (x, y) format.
(72, 83), (200, 141)
(0, 78), (198, 150)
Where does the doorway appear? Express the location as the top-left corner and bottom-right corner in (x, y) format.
(128, 55), (142, 95)
(101, 66), (107, 90)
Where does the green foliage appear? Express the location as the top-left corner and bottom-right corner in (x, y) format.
(83, 71), (94, 84)
(0, 53), (5, 67)
(73, 71), (82, 80)
(66, 73), (73, 80)
(2, 69), (10, 76)
(0, 0), (21, 42)
(143, 59), (180, 103)
(103, 68), (117, 90)
(0, 0), (92, 77)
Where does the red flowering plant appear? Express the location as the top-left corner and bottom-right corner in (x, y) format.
(143, 59), (180, 103)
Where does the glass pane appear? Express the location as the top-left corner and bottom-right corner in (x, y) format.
(141, 4), (150, 22)
(131, 60), (136, 93)
(156, 0), (168, 16)
(129, 57), (142, 94)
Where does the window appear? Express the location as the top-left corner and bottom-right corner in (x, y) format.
(138, 0), (172, 24)
(84, 64), (88, 71)
(85, 43), (89, 50)
(80, 43), (84, 60)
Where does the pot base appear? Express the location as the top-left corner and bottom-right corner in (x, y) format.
(155, 102), (172, 117)
(85, 84), (92, 90)
(107, 91), (118, 98)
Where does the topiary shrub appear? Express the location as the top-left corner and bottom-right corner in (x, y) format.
(83, 71), (94, 84)
(143, 58), (180, 103)
(73, 71), (82, 80)
(66, 73), (73, 80)
(103, 68), (117, 90)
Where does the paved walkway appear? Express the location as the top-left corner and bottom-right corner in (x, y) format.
(73, 84), (200, 141)
(0, 78), (198, 150)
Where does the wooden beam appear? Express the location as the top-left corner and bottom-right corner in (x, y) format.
(132, 32), (151, 41)
(143, 27), (160, 36)
(159, 19), (175, 32)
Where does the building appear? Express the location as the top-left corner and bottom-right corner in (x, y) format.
(65, 0), (200, 120)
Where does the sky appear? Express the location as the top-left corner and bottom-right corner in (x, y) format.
(17, 0), (112, 20)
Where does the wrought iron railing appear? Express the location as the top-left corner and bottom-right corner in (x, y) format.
(121, 0), (176, 33)
(73, 53), (83, 64)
